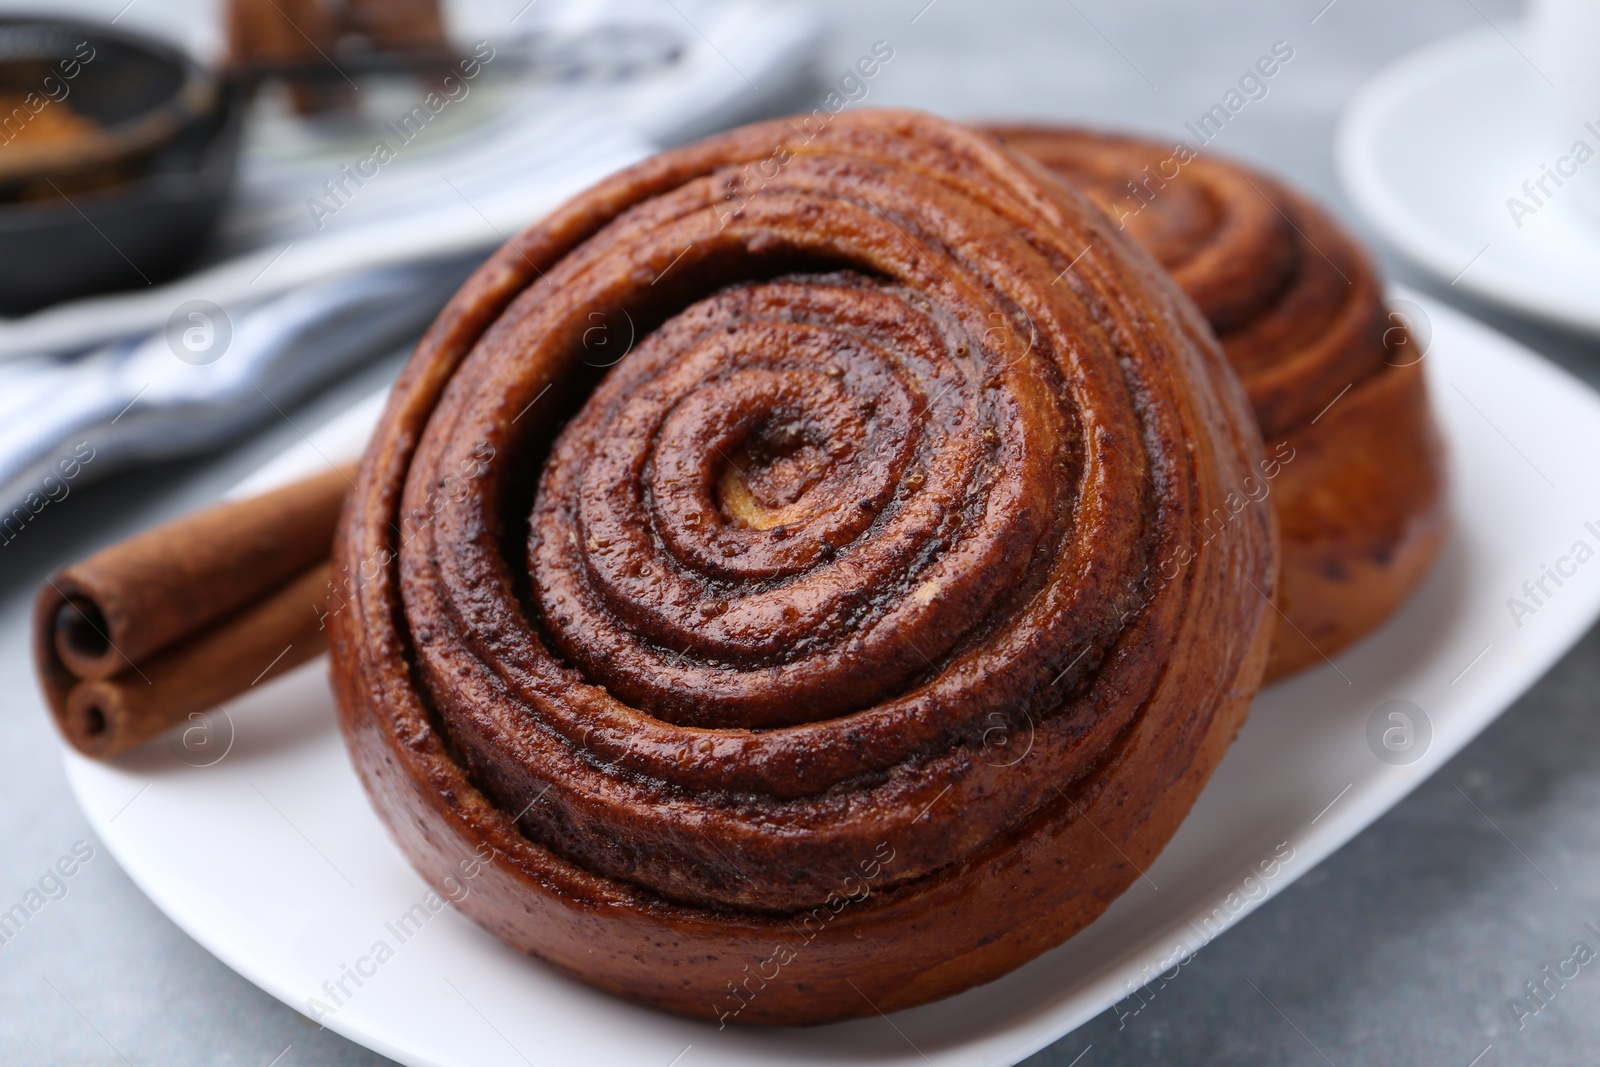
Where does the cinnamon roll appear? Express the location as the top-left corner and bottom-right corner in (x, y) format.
(988, 126), (1447, 679)
(329, 110), (1275, 1025)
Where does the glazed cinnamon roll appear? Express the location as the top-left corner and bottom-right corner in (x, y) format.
(988, 127), (1447, 679)
(329, 110), (1275, 1025)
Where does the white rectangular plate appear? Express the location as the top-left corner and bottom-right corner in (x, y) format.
(62, 290), (1600, 1066)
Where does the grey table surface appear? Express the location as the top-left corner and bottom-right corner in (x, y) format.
(3, 0), (1598, 1063)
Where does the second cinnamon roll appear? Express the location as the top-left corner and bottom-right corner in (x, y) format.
(990, 126), (1448, 679)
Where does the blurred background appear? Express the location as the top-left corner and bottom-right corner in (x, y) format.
(1, 0), (1597, 1063)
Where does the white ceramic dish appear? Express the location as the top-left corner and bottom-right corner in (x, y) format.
(63, 290), (1600, 1066)
(1338, 25), (1600, 336)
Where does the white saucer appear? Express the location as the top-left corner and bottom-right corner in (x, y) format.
(1338, 25), (1600, 335)
(62, 291), (1600, 1066)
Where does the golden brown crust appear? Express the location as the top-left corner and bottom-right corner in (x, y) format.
(989, 125), (1448, 680)
(329, 109), (1274, 1024)
(1268, 360), (1448, 675)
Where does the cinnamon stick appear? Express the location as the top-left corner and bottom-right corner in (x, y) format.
(33, 468), (348, 759)
(61, 563), (332, 758)
(43, 467), (347, 678)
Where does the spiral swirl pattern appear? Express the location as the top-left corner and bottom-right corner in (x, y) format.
(990, 126), (1448, 679)
(331, 110), (1274, 1023)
